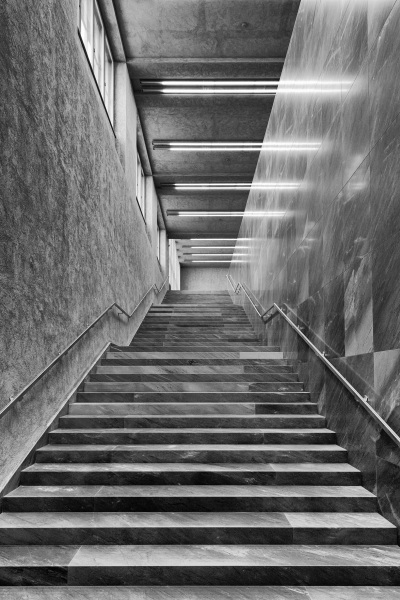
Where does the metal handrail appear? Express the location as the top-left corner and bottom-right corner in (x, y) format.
(1, 275), (168, 421)
(227, 275), (400, 449)
(226, 274), (241, 294)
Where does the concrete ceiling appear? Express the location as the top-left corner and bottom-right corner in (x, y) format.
(114, 0), (300, 264)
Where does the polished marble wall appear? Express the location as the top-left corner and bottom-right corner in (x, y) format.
(230, 0), (400, 528)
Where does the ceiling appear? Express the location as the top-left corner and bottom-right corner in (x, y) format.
(114, 0), (300, 266)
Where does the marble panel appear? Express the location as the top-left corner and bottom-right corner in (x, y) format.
(323, 276), (345, 358)
(369, 2), (400, 145)
(342, 156), (371, 269)
(344, 253), (373, 356)
(371, 113), (400, 352)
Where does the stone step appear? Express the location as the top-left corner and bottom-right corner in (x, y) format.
(34, 443), (347, 464)
(48, 428), (336, 445)
(83, 382), (302, 393)
(0, 512), (394, 546)
(105, 354), (291, 366)
(134, 338), (262, 343)
(90, 373), (299, 383)
(138, 328), (256, 332)
(126, 347), (277, 354)
(77, 392), (309, 403)
(69, 402), (318, 415)
(2, 544), (400, 586)
(3, 485), (376, 513)
(129, 343), (268, 349)
(59, 414), (326, 429)
(97, 365), (295, 374)
(1, 586), (400, 600)
(138, 323), (254, 335)
(104, 352), (285, 360)
(143, 316), (251, 321)
(20, 462), (361, 486)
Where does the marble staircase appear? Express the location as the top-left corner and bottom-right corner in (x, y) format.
(1, 290), (400, 598)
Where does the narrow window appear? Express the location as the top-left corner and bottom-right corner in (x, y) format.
(104, 38), (114, 117)
(79, 0), (114, 124)
(79, 0), (93, 63)
(157, 224), (161, 260)
(93, 2), (104, 89)
(136, 153), (146, 219)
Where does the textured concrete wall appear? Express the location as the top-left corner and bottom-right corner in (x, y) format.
(181, 268), (229, 291)
(0, 0), (166, 490)
(230, 0), (400, 527)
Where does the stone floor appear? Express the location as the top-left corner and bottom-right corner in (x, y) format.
(1, 291), (400, 596)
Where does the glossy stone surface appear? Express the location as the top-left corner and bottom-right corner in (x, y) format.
(1, 292), (398, 593)
(230, 0), (400, 529)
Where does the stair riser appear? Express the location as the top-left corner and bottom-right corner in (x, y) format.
(63, 566), (400, 587)
(35, 449), (347, 464)
(99, 365), (295, 374)
(2, 497), (376, 513)
(89, 374), (299, 383)
(125, 348), (278, 354)
(69, 404), (318, 415)
(105, 353), (285, 360)
(48, 432), (336, 445)
(20, 471), (360, 487)
(77, 392), (308, 403)
(133, 336), (260, 341)
(1, 527), (393, 546)
(59, 416), (326, 429)
(104, 358), (292, 367)
(82, 383), (303, 393)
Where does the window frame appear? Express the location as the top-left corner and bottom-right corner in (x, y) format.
(136, 153), (146, 220)
(78, 0), (114, 127)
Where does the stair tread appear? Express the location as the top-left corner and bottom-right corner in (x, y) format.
(0, 512), (392, 530)
(7, 485), (373, 498)
(1, 587), (400, 600)
(51, 428), (332, 434)
(23, 462), (359, 473)
(0, 544), (399, 567)
(38, 443), (344, 451)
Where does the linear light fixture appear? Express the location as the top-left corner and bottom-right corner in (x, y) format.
(168, 210), (286, 217)
(190, 260), (246, 263)
(190, 253), (247, 257)
(154, 141), (320, 152)
(189, 238), (249, 241)
(171, 184), (298, 190)
(188, 246), (247, 249)
(140, 79), (279, 95)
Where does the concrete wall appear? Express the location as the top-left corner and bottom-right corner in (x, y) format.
(0, 0), (166, 491)
(181, 268), (229, 291)
(230, 0), (400, 527)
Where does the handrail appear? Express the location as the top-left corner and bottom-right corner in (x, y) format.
(1, 275), (168, 421)
(226, 273), (241, 294)
(226, 275), (400, 449)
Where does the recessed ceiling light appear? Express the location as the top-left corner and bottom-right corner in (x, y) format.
(153, 141), (320, 152)
(168, 210), (286, 217)
(140, 79), (279, 95)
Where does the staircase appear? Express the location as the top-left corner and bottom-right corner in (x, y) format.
(1, 290), (400, 598)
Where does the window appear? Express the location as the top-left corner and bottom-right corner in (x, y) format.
(136, 153), (146, 218)
(79, 0), (114, 124)
(157, 224), (161, 260)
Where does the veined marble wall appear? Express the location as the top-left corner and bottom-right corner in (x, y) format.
(230, 0), (400, 528)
